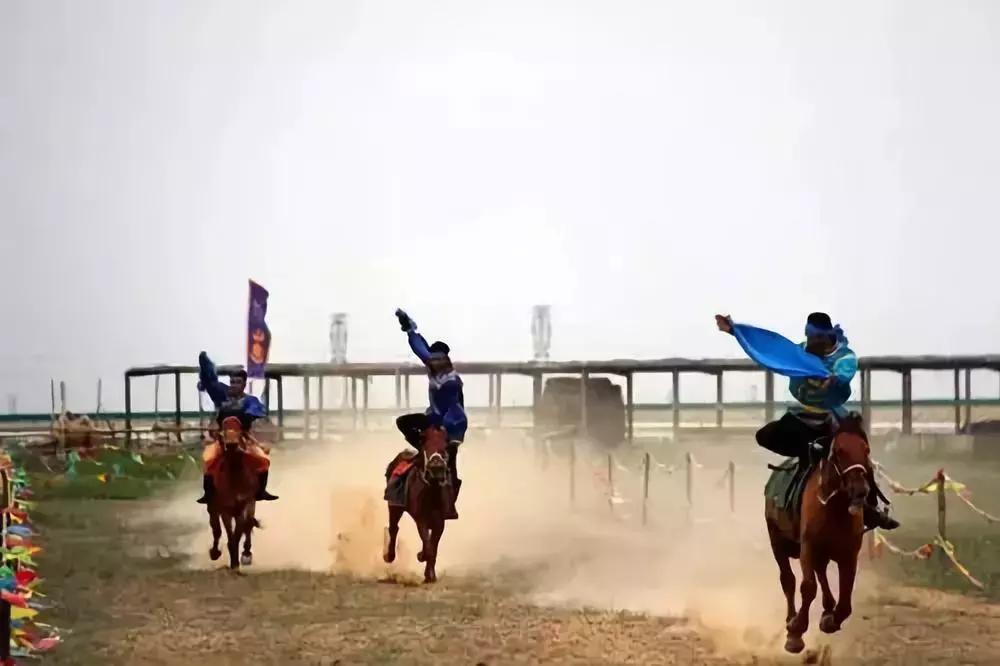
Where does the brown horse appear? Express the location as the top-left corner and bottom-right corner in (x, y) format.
(767, 415), (871, 654)
(383, 427), (454, 583)
(207, 416), (259, 570)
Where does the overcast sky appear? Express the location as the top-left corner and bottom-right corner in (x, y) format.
(2, 1), (999, 412)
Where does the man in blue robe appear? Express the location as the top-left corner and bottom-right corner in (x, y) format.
(394, 309), (466, 519)
(716, 312), (898, 530)
(195, 351), (278, 504)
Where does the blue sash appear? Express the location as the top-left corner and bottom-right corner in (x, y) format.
(731, 324), (830, 379)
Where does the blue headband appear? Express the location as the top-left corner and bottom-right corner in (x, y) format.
(805, 322), (848, 344)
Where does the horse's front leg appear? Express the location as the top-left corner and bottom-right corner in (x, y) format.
(414, 518), (430, 565)
(209, 509), (222, 561)
(786, 543), (818, 653)
(424, 517), (445, 584)
(816, 558), (839, 633)
(222, 514), (239, 570)
(832, 556), (859, 629)
(241, 507), (254, 567)
(768, 528), (797, 624)
(383, 505), (404, 563)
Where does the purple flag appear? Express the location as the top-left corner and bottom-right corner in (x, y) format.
(247, 280), (271, 379)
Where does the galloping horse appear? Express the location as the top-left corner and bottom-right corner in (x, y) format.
(383, 427), (454, 583)
(766, 414), (871, 654)
(207, 416), (260, 570)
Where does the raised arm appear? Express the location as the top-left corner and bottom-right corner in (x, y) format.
(396, 309), (433, 365)
(198, 351), (229, 407)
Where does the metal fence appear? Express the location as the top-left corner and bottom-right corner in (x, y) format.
(121, 355), (1000, 440)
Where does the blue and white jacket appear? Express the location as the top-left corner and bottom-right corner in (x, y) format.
(788, 342), (857, 423)
(405, 331), (468, 444)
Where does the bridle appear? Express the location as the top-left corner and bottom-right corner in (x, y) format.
(420, 449), (449, 484)
(816, 436), (870, 507)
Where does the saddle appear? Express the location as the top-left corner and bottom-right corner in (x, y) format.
(384, 450), (417, 507)
(764, 437), (831, 537)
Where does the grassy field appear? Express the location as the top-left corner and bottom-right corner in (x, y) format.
(18, 435), (1000, 664)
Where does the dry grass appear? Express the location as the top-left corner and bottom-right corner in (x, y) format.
(30, 432), (1000, 665)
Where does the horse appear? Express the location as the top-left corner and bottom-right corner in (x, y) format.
(207, 416), (260, 570)
(766, 414), (872, 654)
(382, 427), (454, 583)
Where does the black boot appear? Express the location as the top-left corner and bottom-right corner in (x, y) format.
(864, 480), (899, 530)
(196, 475), (214, 505)
(864, 505), (900, 531)
(256, 471), (279, 501)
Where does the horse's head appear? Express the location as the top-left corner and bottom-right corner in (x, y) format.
(220, 416), (244, 453)
(421, 427), (450, 485)
(829, 414), (871, 516)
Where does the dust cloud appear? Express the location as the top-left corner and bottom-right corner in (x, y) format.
(140, 430), (888, 658)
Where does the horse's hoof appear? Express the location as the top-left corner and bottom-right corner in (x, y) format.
(784, 635), (805, 654)
(209, 548), (222, 561)
(383, 551), (396, 564)
(417, 551), (426, 563)
(240, 553), (253, 567)
(819, 613), (840, 634)
(424, 573), (437, 584)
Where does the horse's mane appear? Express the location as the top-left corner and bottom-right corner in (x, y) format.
(837, 412), (868, 443)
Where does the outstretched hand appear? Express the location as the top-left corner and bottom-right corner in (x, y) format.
(714, 314), (733, 334)
(395, 309), (415, 332)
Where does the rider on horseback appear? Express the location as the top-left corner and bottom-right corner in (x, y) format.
(393, 309), (466, 519)
(195, 351), (279, 504)
(716, 312), (899, 531)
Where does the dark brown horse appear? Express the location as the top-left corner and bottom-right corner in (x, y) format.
(767, 415), (871, 654)
(383, 427), (454, 583)
(207, 416), (259, 570)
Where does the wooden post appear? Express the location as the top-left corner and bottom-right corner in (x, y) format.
(351, 377), (358, 430)
(495, 373), (503, 427)
(901, 370), (912, 435)
(936, 469), (947, 542)
(641, 452), (651, 526)
(404, 374), (411, 409)
(124, 375), (132, 446)
(764, 371), (775, 423)
(317, 376), (325, 440)
(59, 380), (66, 414)
(964, 368), (972, 430)
(728, 461), (736, 513)
(276, 376), (285, 431)
(488, 374), (495, 408)
(173, 371), (182, 442)
(96, 378), (103, 416)
(394, 371), (402, 409)
(715, 372), (724, 428)
(532, 373), (543, 430)
(954, 368), (962, 434)
(579, 370), (589, 439)
(303, 376), (311, 440)
(626, 372), (635, 444)
(153, 375), (160, 422)
(362, 375), (370, 429)
(671, 370), (680, 435)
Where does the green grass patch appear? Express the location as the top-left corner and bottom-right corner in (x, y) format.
(9, 445), (199, 500)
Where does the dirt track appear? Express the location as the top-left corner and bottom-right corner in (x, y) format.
(35, 436), (1000, 664)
